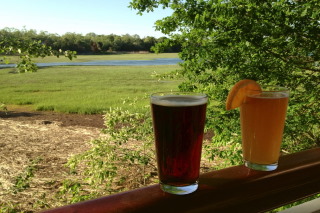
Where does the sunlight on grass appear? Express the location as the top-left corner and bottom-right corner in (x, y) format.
(0, 64), (181, 114)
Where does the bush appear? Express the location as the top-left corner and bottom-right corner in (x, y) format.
(63, 103), (157, 203)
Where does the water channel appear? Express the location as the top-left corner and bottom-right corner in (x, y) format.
(0, 58), (183, 68)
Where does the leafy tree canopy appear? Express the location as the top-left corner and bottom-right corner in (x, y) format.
(130, 0), (320, 165)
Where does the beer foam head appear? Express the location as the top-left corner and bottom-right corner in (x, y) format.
(151, 94), (207, 106)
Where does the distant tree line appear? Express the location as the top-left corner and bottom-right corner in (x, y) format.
(0, 28), (181, 54)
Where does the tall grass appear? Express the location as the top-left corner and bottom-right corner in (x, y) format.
(0, 64), (181, 114)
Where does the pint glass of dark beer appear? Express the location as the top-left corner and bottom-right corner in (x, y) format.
(151, 92), (207, 195)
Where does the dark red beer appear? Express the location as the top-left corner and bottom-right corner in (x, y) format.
(151, 93), (207, 194)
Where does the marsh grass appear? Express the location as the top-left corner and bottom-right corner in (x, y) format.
(0, 63), (181, 114)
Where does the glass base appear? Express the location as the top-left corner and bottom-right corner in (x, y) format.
(160, 182), (198, 195)
(245, 160), (278, 171)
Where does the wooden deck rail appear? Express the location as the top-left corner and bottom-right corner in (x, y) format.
(42, 148), (320, 213)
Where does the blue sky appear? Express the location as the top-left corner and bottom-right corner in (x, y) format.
(0, 0), (172, 38)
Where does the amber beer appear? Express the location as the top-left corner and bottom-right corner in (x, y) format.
(240, 87), (289, 171)
(151, 92), (207, 195)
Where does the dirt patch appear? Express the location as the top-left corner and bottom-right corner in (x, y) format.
(0, 109), (105, 211)
(0, 108), (216, 212)
(0, 108), (105, 129)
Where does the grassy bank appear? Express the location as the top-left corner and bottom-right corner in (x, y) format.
(0, 63), (181, 114)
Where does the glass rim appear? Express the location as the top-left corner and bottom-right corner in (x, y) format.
(151, 91), (208, 98)
(150, 91), (208, 106)
(249, 85), (289, 93)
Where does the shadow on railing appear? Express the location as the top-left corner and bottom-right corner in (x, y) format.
(41, 148), (320, 213)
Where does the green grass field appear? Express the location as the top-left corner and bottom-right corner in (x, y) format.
(0, 54), (181, 114)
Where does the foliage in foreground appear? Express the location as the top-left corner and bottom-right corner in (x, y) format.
(62, 104), (157, 204)
(0, 28), (76, 73)
(131, 0), (320, 165)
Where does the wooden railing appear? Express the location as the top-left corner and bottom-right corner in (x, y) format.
(42, 148), (320, 213)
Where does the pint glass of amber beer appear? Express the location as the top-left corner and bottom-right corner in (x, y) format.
(240, 86), (289, 171)
(151, 92), (207, 195)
